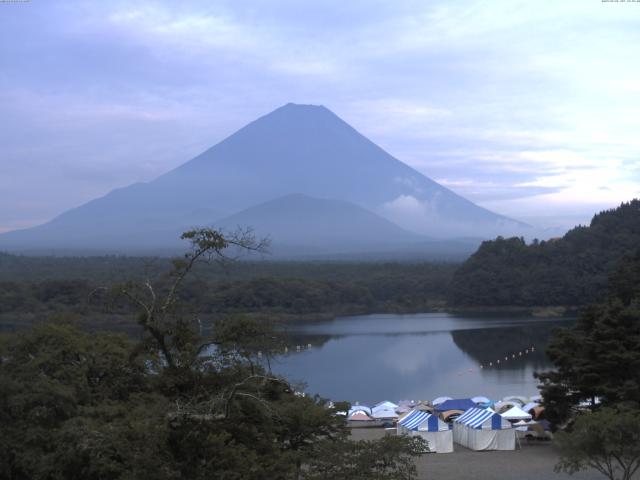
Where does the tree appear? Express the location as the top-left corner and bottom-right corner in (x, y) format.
(535, 251), (640, 479)
(303, 435), (427, 480)
(0, 322), (167, 480)
(449, 200), (640, 307)
(0, 228), (424, 480)
(536, 252), (640, 427)
(555, 408), (640, 480)
(117, 227), (269, 371)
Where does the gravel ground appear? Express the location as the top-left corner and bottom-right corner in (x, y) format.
(350, 428), (635, 480)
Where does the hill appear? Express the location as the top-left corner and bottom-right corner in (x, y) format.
(448, 200), (640, 307)
(0, 103), (526, 255)
(215, 193), (424, 257)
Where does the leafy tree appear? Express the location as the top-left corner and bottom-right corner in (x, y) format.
(535, 253), (640, 427)
(555, 408), (640, 480)
(449, 200), (640, 307)
(0, 322), (163, 480)
(0, 228), (424, 480)
(303, 435), (427, 480)
(0, 254), (456, 323)
(536, 250), (640, 479)
(116, 227), (269, 371)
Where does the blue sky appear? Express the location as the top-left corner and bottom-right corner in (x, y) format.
(1, 0), (639, 233)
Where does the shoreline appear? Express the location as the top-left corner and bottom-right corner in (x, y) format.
(0, 305), (580, 334)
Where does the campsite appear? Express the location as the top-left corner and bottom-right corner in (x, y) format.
(346, 395), (547, 452)
(346, 396), (616, 480)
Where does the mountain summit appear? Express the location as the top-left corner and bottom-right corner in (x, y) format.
(0, 103), (526, 254)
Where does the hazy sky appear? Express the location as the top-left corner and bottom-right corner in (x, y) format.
(1, 0), (639, 233)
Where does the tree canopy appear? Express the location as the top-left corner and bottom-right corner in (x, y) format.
(536, 250), (640, 427)
(0, 228), (424, 480)
(555, 408), (640, 480)
(536, 249), (640, 480)
(449, 200), (640, 307)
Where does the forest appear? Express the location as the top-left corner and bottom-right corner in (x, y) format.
(449, 200), (640, 307)
(0, 229), (427, 480)
(0, 255), (456, 329)
(1, 203), (640, 479)
(2, 201), (639, 331)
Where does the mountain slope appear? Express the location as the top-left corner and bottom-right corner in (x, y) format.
(0, 103), (527, 253)
(215, 193), (423, 256)
(448, 200), (640, 306)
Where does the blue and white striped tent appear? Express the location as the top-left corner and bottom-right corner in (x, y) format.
(398, 410), (442, 431)
(454, 407), (511, 430)
(453, 408), (515, 450)
(397, 410), (453, 453)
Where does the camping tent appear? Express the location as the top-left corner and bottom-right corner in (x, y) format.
(415, 402), (435, 413)
(432, 396), (452, 406)
(396, 400), (417, 414)
(348, 405), (372, 416)
(347, 410), (372, 422)
(453, 408), (515, 451)
(471, 396), (491, 405)
(372, 401), (399, 420)
(501, 406), (533, 421)
(435, 398), (477, 412)
(531, 406), (545, 420)
(397, 410), (454, 453)
(494, 401), (518, 414)
(440, 410), (464, 423)
(503, 396), (528, 405)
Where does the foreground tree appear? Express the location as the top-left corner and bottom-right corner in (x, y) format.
(536, 252), (640, 480)
(0, 228), (424, 480)
(536, 251), (640, 427)
(303, 435), (427, 480)
(555, 408), (640, 480)
(0, 322), (169, 480)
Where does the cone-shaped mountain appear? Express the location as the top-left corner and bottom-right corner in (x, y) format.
(0, 103), (526, 253)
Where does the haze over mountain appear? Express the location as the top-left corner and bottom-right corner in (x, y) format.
(0, 103), (528, 256)
(216, 193), (422, 255)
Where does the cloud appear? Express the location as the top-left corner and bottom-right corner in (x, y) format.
(380, 194), (441, 234)
(0, 0), (639, 232)
(382, 195), (426, 216)
(106, 5), (261, 53)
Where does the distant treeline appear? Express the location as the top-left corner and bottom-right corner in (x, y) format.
(0, 257), (456, 323)
(449, 200), (640, 307)
(3, 200), (639, 319)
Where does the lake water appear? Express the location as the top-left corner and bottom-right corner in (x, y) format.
(270, 313), (572, 404)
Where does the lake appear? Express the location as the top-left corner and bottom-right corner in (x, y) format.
(270, 313), (572, 404)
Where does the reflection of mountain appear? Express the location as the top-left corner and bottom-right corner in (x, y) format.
(450, 323), (569, 370)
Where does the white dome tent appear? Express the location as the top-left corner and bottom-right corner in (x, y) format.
(501, 406), (533, 422)
(432, 396), (453, 406)
(371, 401), (399, 420)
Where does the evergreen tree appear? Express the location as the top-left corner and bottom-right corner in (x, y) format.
(536, 251), (640, 426)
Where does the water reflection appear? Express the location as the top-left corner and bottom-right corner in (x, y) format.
(272, 313), (572, 404)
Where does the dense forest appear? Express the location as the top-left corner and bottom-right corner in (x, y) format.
(0, 229), (426, 480)
(535, 248), (640, 426)
(2, 199), (639, 326)
(449, 200), (640, 307)
(0, 255), (456, 328)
